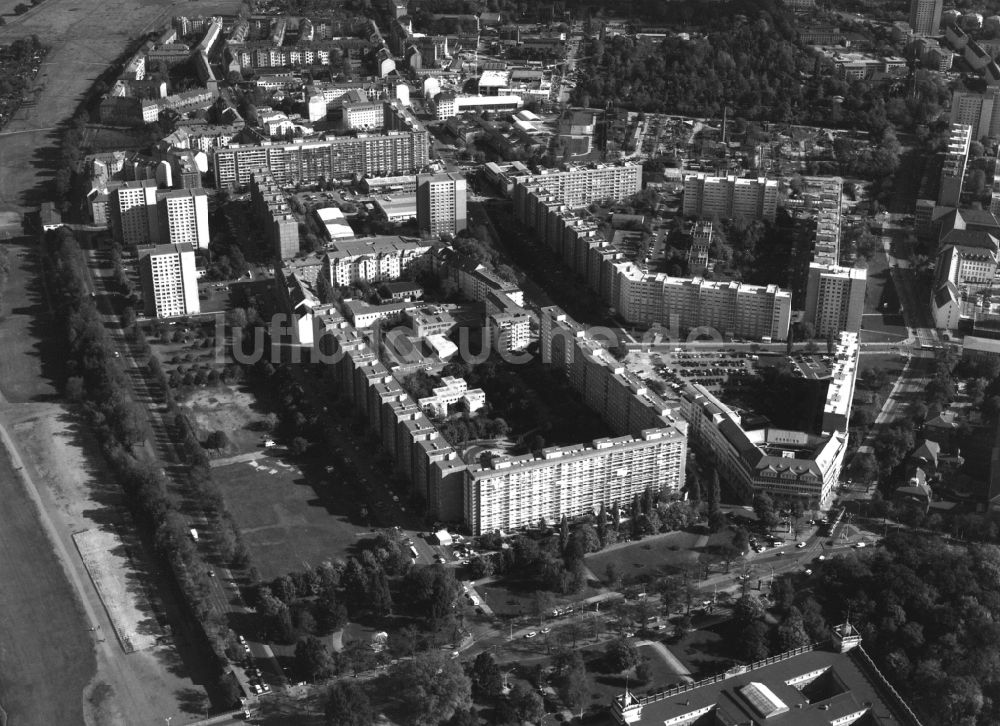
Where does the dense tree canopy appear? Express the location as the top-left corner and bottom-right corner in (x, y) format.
(809, 532), (1000, 725)
(391, 651), (472, 726)
(573, 1), (947, 134)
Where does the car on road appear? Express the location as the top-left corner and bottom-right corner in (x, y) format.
(855, 542), (867, 548)
(797, 542), (807, 548)
(540, 627), (551, 634)
(804, 569), (813, 575)
(524, 631), (537, 638)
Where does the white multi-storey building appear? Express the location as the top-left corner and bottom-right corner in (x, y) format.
(417, 377), (486, 418)
(159, 188), (209, 249)
(682, 174), (779, 221)
(512, 163), (642, 209)
(615, 265), (792, 341)
(325, 237), (433, 286)
(138, 243), (200, 318)
(466, 430), (687, 534)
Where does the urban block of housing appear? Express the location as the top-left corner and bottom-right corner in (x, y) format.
(67, 3), (874, 537)
(270, 256), (687, 535)
(508, 164), (865, 343)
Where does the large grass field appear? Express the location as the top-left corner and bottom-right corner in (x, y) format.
(0, 437), (95, 723)
(215, 454), (373, 580)
(587, 530), (726, 586)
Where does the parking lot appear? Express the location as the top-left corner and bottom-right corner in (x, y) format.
(629, 349), (758, 393)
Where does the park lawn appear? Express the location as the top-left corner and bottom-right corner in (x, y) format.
(587, 530), (728, 586)
(214, 455), (373, 581)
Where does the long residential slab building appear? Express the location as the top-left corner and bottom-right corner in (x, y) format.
(213, 100), (428, 188)
(513, 172), (792, 340)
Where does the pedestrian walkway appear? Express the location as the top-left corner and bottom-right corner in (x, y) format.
(209, 450), (265, 468)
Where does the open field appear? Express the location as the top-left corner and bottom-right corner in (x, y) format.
(180, 384), (269, 456)
(0, 420), (95, 724)
(216, 455), (372, 580)
(587, 530), (721, 586)
(74, 528), (162, 653)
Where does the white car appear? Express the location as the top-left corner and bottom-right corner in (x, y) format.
(855, 542), (867, 548)
(524, 631), (537, 639)
(796, 542), (806, 548)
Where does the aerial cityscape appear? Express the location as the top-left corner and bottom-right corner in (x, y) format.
(1, 0), (999, 723)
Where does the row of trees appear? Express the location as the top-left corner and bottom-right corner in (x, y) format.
(252, 531), (467, 658)
(43, 229), (250, 699)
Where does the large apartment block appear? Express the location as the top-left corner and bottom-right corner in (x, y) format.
(951, 88), (1000, 140)
(112, 180), (160, 246)
(325, 236), (433, 286)
(249, 168), (300, 258)
(213, 101), (428, 188)
(939, 123), (972, 207)
(138, 243), (200, 318)
(910, 0), (943, 35)
(465, 430), (687, 534)
(616, 265), (792, 341)
(112, 182), (209, 249)
(803, 262), (867, 336)
(514, 184), (791, 340)
(443, 253), (530, 351)
(511, 163), (642, 209)
(158, 188), (209, 249)
(416, 172), (467, 237)
(682, 174), (779, 221)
